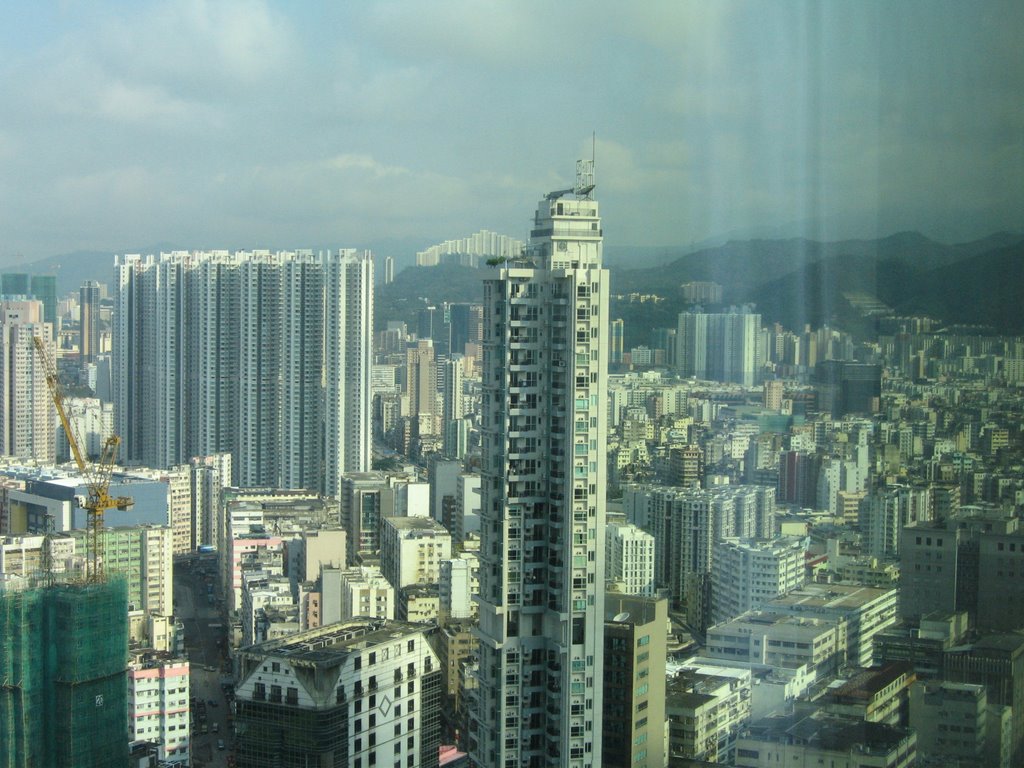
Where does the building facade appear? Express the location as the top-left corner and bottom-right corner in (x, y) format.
(473, 164), (609, 768)
(113, 250), (372, 493)
(234, 620), (442, 768)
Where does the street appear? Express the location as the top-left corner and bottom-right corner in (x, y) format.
(174, 555), (235, 768)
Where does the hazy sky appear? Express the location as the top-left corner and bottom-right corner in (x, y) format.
(0, 1), (1020, 264)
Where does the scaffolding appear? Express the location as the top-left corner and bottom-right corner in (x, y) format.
(0, 577), (128, 768)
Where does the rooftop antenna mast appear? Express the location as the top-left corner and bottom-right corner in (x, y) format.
(575, 132), (596, 199)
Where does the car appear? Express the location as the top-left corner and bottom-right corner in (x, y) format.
(212, 722), (219, 733)
(208, 699), (216, 707)
(217, 740), (225, 751)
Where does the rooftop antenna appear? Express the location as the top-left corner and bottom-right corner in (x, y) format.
(575, 133), (596, 199)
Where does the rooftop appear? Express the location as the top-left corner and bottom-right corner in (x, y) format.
(238, 619), (430, 667)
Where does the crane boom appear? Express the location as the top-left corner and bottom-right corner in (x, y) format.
(33, 336), (132, 581)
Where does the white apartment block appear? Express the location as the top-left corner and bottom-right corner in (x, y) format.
(113, 250), (372, 494)
(606, 522), (656, 596)
(128, 655), (190, 765)
(380, 516), (452, 589)
(705, 612), (844, 679)
(0, 302), (54, 462)
(439, 554), (479, 621)
(474, 163), (609, 768)
(766, 583), (898, 667)
(234, 620), (442, 767)
(711, 537), (806, 625)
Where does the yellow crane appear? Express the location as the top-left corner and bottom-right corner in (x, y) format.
(33, 336), (132, 581)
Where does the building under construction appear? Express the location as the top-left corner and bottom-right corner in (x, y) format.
(0, 576), (129, 768)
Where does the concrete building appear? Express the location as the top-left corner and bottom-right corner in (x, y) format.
(439, 555), (478, 622)
(127, 654), (190, 765)
(623, 484), (775, 603)
(113, 250), (372, 493)
(473, 164), (609, 768)
(735, 711), (916, 768)
(340, 471), (429, 563)
(605, 521), (656, 597)
(322, 566), (395, 624)
(666, 667), (752, 765)
(399, 584), (441, 623)
(80, 280), (102, 363)
(821, 662), (915, 726)
(677, 307), (763, 387)
(705, 612), (843, 678)
(911, 679), (1012, 767)
(603, 595), (667, 768)
(710, 537), (806, 625)
(234, 619), (442, 768)
(900, 509), (1024, 629)
(70, 525), (173, 644)
(380, 516), (453, 590)
(0, 301), (54, 462)
(766, 583), (898, 667)
(943, 631), (1024, 763)
(860, 484), (931, 559)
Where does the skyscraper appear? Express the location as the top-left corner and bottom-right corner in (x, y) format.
(80, 280), (102, 363)
(676, 307), (763, 386)
(113, 250), (372, 493)
(0, 300), (54, 462)
(473, 161), (608, 768)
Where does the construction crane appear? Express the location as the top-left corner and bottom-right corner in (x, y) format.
(33, 336), (132, 581)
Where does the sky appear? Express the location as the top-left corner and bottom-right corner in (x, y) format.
(0, 0), (1021, 265)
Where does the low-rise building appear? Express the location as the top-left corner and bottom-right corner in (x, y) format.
(705, 612), (843, 679)
(820, 662), (915, 725)
(234, 619), (442, 768)
(735, 711), (917, 768)
(666, 667), (751, 765)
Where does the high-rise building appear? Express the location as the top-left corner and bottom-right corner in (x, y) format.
(0, 273), (29, 297)
(29, 275), (57, 327)
(606, 522), (656, 597)
(677, 307), (763, 386)
(127, 653), (191, 765)
(0, 300), (54, 462)
(0, 578), (129, 768)
(603, 595), (668, 768)
(473, 162), (608, 768)
(406, 339), (438, 440)
(710, 537), (806, 625)
(113, 250), (372, 493)
(80, 280), (102, 363)
(610, 318), (624, 364)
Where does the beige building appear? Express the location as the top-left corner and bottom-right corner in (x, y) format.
(667, 667), (752, 765)
(380, 516), (452, 590)
(603, 595), (668, 768)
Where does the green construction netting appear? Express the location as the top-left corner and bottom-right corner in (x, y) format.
(0, 578), (128, 768)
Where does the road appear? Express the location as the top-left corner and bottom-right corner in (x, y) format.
(174, 556), (235, 768)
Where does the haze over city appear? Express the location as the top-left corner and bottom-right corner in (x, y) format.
(0, 0), (1021, 265)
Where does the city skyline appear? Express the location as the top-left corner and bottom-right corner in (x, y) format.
(0, 1), (1021, 264)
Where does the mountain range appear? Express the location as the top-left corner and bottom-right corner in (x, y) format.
(9, 231), (1023, 339)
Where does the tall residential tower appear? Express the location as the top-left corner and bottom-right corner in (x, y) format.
(473, 161), (608, 768)
(113, 250), (372, 493)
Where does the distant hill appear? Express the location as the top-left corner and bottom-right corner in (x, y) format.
(10, 231), (1024, 338)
